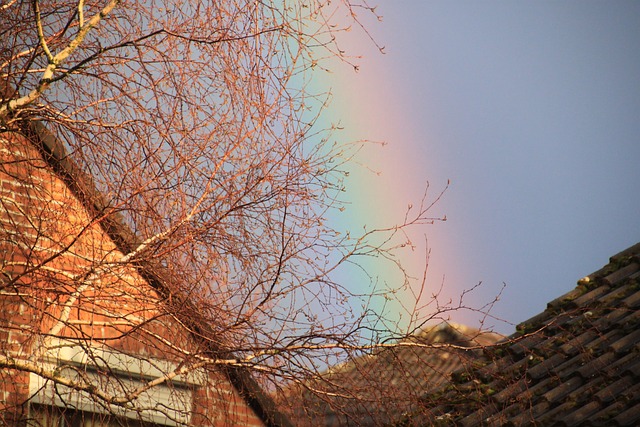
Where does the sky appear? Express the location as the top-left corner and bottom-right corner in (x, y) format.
(321, 1), (640, 334)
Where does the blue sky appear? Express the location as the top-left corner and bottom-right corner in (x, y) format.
(324, 1), (640, 334)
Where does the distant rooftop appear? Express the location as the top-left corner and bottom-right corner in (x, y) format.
(286, 323), (502, 426)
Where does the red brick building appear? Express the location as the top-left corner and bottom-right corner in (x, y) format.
(0, 128), (291, 426)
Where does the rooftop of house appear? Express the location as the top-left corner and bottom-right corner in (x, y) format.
(418, 241), (640, 426)
(286, 323), (502, 426)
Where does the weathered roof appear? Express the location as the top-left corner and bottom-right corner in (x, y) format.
(287, 323), (502, 426)
(7, 123), (293, 427)
(420, 242), (640, 426)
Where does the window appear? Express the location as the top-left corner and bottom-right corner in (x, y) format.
(29, 340), (204, 427)
(31, 405), (163, 427)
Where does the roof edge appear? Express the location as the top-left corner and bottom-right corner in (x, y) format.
(514, 241), (640, 337)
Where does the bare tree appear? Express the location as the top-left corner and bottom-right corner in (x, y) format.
(0, 1), (477, 425)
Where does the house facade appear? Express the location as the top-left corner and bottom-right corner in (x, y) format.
(0, 129), (289, 427)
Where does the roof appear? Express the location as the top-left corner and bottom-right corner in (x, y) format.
(420, 242), (640, 426)
(286, 323), (502, 426)
(6, 122), (293, 427)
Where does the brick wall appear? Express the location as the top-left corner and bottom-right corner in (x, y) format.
(0, 132), (266, 426)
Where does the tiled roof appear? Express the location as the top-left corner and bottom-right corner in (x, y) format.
(420, 242), (640, 426)
(286, 323), (502, 426)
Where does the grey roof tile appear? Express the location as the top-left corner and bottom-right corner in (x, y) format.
(547, 287), (585, 310)
(603, 262), (640, 286)
(602, 352), (638, 377)
(593, 374), (634, 404)
(609, 328), (640, 353)
(575, 351), (617, 379)
(509, 334), (546, 356)
(613, 401), (640, 425)
(560, 400), (601, 427)
(572, 285), (611, 307)
(507, 401), (550, 426)
(526, 353), (567, 381)
(588, 400), (630, 426)
(558, 330), (600, 357)
(541, 376), (584, 403)
(492, 378), (528, 404)
(592, 306), (631, 329)
(538, 399), (580, 424)
(622, 288), (640, 308)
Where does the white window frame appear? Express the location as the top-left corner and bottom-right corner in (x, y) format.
(29, 340), (205, 426)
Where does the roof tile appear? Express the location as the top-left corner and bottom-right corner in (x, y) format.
(538, 399), (580, 425)
(613, 401), (640, 425)
(588, 400), (630, 426)
(575, 350), (617, 379)
(506, 400), (550, 426)
(560, 400), (601, 427)
(547, 287), (585, 311)
(603, 262), (640, 286)
(622, 288), (640, 308)
(558, 329), (600, 357)
(602, 352), (638, 377)
(541, 376), (584, 403)
(526, 353), (567, 381)
(572, 284), (611, 307)
(492, 378), (528, 404)
(609, 328), (640, 353)
(594, 376), (635, 403)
